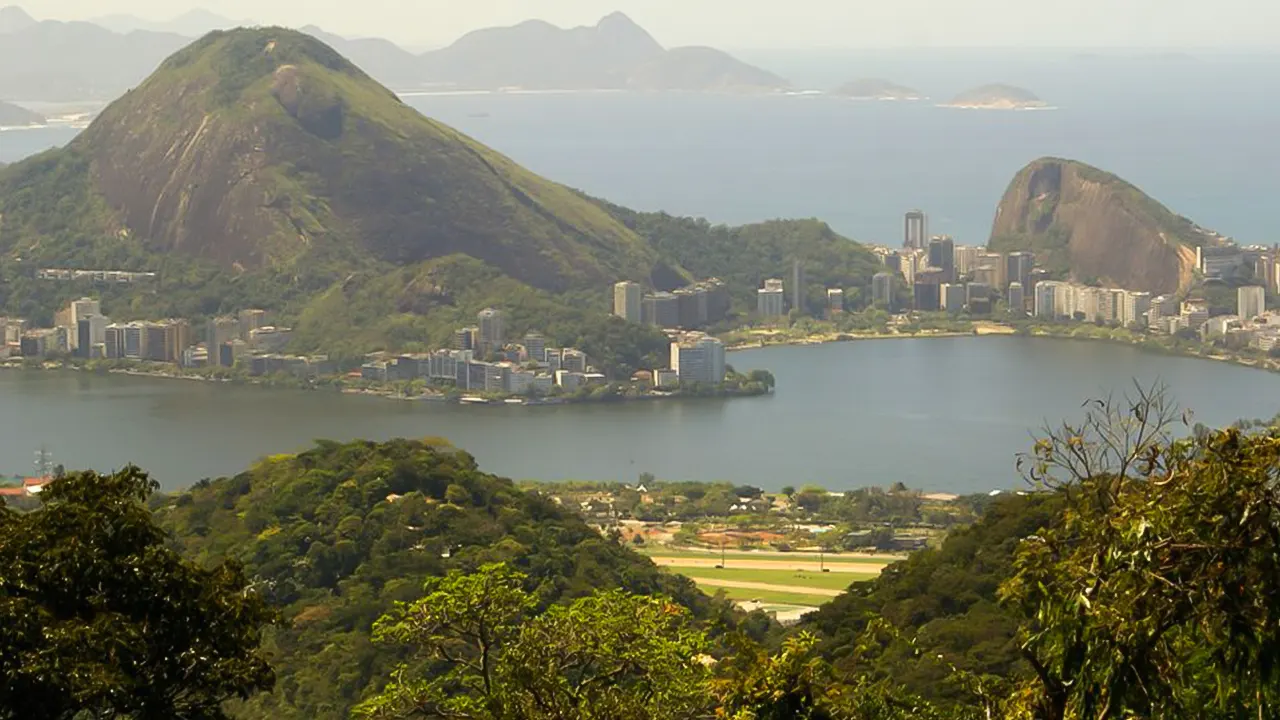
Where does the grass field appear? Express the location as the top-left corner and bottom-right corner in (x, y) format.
(671, 567), (873, 591)
(642, 547), (903, 563)
(699, 585), (834, 607)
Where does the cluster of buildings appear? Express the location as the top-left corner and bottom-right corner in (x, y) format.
(613, 278), (731, 330)
(873, 226), (1037, 315)
(36, 268), (157, 284)
(755, 262), (844, 320)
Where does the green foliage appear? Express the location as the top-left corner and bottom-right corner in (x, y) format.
(1002, 390), (1280, 720)
(0, 467), (276, 720)
(357, 563), (710, 720)
(157, 438), (726, 720)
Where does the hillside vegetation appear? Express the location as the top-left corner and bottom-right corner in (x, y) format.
(156, 437), (733, 720)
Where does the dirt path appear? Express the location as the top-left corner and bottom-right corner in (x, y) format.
(652, 556), (886, 575)
(685, 577), (844, 597)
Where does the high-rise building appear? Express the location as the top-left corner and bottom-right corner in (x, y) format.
(613, 281), (643, 323)
(1120, 292), (1151, 328)
(791, 260), (806, 315)
(643, 292), (680, 328)
(757, 279), (786, 318)
(826, 288), (844, 316)
(1239, 286), (1266, 320)
(454, 327), (479, 351)
(912, 268), (945, 312)
(69, 297), (100, 327)
(1008, 282), (1026, 314)
(966, 283), (993, 315)
(1034, 281), (1063, 318)
(523, 333), (547, 364)
(675, 288), (707, 329)
(872, 272), (894, 310)
(904, 210), (927, 250)
(561, 349), (588, 374)
(940, 283), (966, 313)
(238, 309), (266, 340)
(1005, 252), (1034, 291)
(928, 236), (956, 282)
(669, 333), (726, 386)
(206, 316), (240, 367)
(953, 245), (981, 277)
(477, 308), (505, 353)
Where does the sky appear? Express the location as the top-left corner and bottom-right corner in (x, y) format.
(14, 0), (1280, 50)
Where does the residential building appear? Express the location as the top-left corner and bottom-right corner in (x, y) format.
(757, 279), (786, 318)
(613, 281), (643, 323)
(454, 326), (479, 352)
(561, 349), (588, 374)
(675, 287), (707, 329)
(477, 308), (505, 353)
(928, 236), (956, 282)
(826, 288), (844, 316)
(545, 348), (563, 373)
(238, 309), (266, 339)
(485, 363), (512, 393)
(967, 283), (993, 315)
(20, 327), (66, 358)
(1005, 252), (1034, 291)
(669, 332), (726, 385)
(1008, 282), (1025, 314)
(652, 368), (679, 389)
(555, 370), (585, 389)
(872, 272), (894, 310)
(912, 268), (944, 312)
(76, 314), (110, 359)
(1198, 244), (1245, 279)
(975, 252), (1006, 289)
(1035, 281), (1063, 318)
(249, 326), (292, 353)
(1239, 286), (1266, 320)
(1181, 299), (1210, 330)
(953, 245), (981, 277)
(642, 292), (680, 328)
(904, 210), (927, 250)
(791, 260), (806, 314)
(206, 316), (240, 367)
(523, 333), (547, 364)
(940, 283), (966, 313)
(1120, 291), (1151, 327)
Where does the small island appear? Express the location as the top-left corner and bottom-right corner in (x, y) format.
(830, 78), (922, 101)
(0, 100), (45, 127)
(940, 83), (1048, 110)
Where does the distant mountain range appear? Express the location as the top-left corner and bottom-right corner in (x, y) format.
(0, 7), (789, 100)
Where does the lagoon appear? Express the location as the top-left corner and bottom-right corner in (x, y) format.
(1, 337), (1275, 494)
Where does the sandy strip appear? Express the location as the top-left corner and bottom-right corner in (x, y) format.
(652, 556), (886, 575)
(686, 577), (844, 597)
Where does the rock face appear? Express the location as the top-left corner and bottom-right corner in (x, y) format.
(988, 158), (1205, 294)
(943, 83), (1047, 109)
(0, 27), (658, 291)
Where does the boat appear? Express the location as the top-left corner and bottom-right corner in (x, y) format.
(459, 396), (492, 405)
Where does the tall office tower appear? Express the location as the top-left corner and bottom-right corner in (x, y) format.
(904, 210), (927, 250)
(928, 235), (956, 282)
(612, 281), (642, 323)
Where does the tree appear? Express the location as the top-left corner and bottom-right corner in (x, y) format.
(357, 564), (710, 720)
(781, 485), (797, 499)
(0, 466), (276, 720)
(1002, 384), (1280, 719)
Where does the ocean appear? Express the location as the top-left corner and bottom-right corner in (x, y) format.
(2, 49), (1279, 246)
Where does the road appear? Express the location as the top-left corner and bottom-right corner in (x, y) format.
(685, 577), (844, 597)
(651, 556), (886, 575)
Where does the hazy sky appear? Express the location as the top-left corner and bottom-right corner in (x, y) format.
(17, 0), (1280, 49)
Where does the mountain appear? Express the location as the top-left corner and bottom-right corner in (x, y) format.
(988, 158), (1208, 294)
(831, 78), (922, 100)
(90, 8), (241, 36)
(0, 4), (35, 33)
(299, 25), (425, 89)
(942, 83), (1047, 109)
(0, 100), (43, 125)
(157, 437), (731, 720)
(419, 12), (788, 92)
(0, 19), (189, 100)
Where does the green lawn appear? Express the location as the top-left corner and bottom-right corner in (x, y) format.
(642, 546), (902, 564)
(700, 586), (834, 608)
(669, 566), (873, 591)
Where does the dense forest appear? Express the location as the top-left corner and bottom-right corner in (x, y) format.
(5, 388), (1280, 719)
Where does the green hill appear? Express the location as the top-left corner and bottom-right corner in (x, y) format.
(157, 437), (733, 720)
(0, 27), (880, 357)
